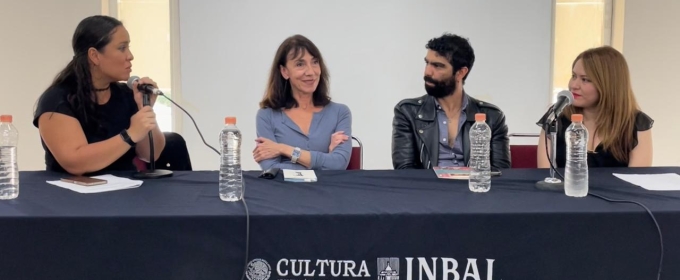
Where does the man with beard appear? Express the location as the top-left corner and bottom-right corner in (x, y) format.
(391, 33), (510, 169)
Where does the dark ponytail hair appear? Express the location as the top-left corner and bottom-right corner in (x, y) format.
(39, 15), (122, 132)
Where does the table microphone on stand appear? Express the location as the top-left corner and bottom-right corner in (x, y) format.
(127, 76), (173, 179)
(536, 90), (573, 191)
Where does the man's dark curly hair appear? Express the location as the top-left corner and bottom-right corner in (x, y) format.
(426, 33), (475, 83)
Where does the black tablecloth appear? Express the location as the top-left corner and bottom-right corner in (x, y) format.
(1, 167), (679, 280)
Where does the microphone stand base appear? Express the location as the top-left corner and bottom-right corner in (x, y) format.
(132, 169), (174, 179)
(536, 178), (564, 191)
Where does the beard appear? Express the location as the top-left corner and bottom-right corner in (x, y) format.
(424, 75), (456, 98)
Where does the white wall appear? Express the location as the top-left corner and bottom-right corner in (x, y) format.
(0, 0), (102, 171)
(4, 1), (671, 171)
(179, 0), (553, 171)
(622, 0), (680, 166)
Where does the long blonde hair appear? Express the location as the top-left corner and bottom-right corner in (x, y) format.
(563, 46), (639, 163)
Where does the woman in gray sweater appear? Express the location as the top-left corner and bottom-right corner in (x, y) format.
(253, 34), (352, 170)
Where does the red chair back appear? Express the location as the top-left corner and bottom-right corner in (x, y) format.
(347, 136), (363, 170)
(510, 145), (538, 168)
(509, 133), (539, 169)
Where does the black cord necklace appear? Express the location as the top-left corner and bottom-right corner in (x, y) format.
(94, 85), (110, 92)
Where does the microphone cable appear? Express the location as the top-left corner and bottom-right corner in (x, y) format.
(159, 94), (251, 280)
(543, 125), (663, 280)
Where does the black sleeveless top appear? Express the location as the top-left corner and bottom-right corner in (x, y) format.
(536, 111), (653, 168)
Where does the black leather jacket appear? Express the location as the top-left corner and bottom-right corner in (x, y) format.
(391, 94), (511, 169)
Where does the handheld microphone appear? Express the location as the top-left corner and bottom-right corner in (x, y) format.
(125, 75), (172, 179)
(544, 90), (574, 124)
(127, 76), (164, 95)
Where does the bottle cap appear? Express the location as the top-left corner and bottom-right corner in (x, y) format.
(0, 115), (12, 123)
(571, 114), (583, 122)
(474, 113), (486, 122)
(225, 117), (236, 125)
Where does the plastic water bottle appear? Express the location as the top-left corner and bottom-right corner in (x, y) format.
(219, 117), (243, 201)
(0, 115), (19, 200)
(469, 113), (491, 192)
(565, 113), (589, 197)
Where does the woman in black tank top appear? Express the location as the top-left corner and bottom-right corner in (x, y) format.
(536, 46), (653, 168)
(33, 15), (166, 175)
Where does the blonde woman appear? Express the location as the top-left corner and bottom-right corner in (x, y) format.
(536, 46), (653, 168)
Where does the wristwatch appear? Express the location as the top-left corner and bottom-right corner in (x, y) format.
(291, 147), (301, 163)
(120, 129), (136, 147)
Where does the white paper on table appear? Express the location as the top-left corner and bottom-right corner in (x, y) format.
(613, 173), (680, 191)
(46, 174), (143, 193)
